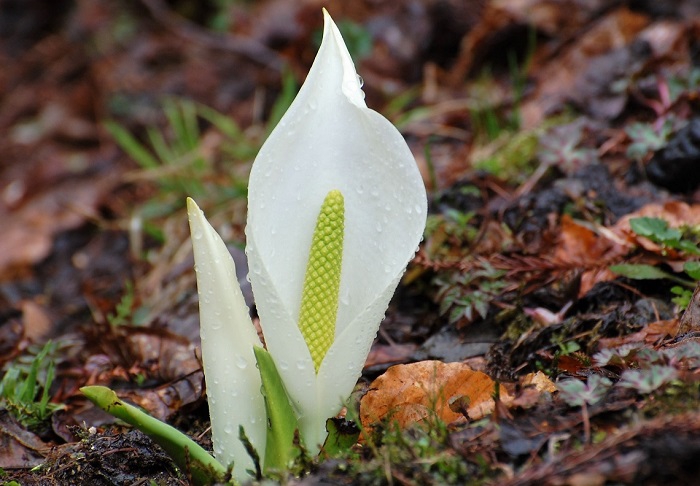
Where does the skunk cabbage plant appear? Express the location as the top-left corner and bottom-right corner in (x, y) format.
(188, 8), (427, 482)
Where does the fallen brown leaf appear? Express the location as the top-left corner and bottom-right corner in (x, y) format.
(522, 371), (557, 393)
(360, 361), (498, 431)
(0, 410), (48, 468)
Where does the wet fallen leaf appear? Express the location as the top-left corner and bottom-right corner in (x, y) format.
(0, 410), (48, 468)
(360, 361), (499, 431)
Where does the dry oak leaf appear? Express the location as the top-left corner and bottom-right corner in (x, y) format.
(360, 361), (499, 431)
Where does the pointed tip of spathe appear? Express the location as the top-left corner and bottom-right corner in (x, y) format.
(321, 8), (335, 42)
(317, 7), (365, 109)
(186, 196), (198, 213)
(186, 197), (207, 227)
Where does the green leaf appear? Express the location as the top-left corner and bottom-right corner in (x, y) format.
(610, 264), (695, 287)
(80, 386), (227, 485)
(684, 261), (700, 280)
(629, 217), (681, 244)
(104, 121), (159, 169)
(678, 240), (700, 255)
(610, 263), (674, 280)
(253, 346), (299, 474)
(321, 418), (360, 457)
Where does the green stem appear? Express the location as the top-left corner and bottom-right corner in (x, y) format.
(81, 386), (228, 485)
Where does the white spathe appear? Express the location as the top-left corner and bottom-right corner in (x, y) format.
(187, 198), (267, 482)
(245, 9), (427, 451)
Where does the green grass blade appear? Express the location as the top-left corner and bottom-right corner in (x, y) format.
(104, 121), (159, 169)
(253, 346), (299, 474)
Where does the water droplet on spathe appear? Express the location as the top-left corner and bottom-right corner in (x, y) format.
(357, 75), (364, 88)
(236, 355), (248, 369)
(296, 360), (307, 370)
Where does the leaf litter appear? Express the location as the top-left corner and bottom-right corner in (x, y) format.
(2, 0), (700, 484)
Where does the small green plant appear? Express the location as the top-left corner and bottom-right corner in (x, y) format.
(625, 120), (674, 162)
(352, 419), (473, 485)
(610, 216), (700, 307)
(556, 340), (582, 357)
(434, 262), (508, 324)
(0, 341), (63, 431)
(618, 366), (678, 394)
(593, 341), (700, 395)
(629, 217), (700, 255)
(666, 67), (700, 105)
(106, 98), (208, 196)
(105, 96), (273, 243)
(557, 374), (612, 407)
(538, 119), (599, 173)
(106, 280), (146, 327)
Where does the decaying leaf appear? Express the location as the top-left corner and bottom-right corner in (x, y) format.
(522, 371), (557, 393)
(0, 410), (48, 468)
(360, 361), (500, 431)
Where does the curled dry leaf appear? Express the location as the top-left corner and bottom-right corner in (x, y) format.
(360, 361), (499, 431)
(522, 371), (557, 393)
(553, 215), (628, 295)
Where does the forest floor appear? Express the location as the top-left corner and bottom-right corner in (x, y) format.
(1, 1), (700, 484)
